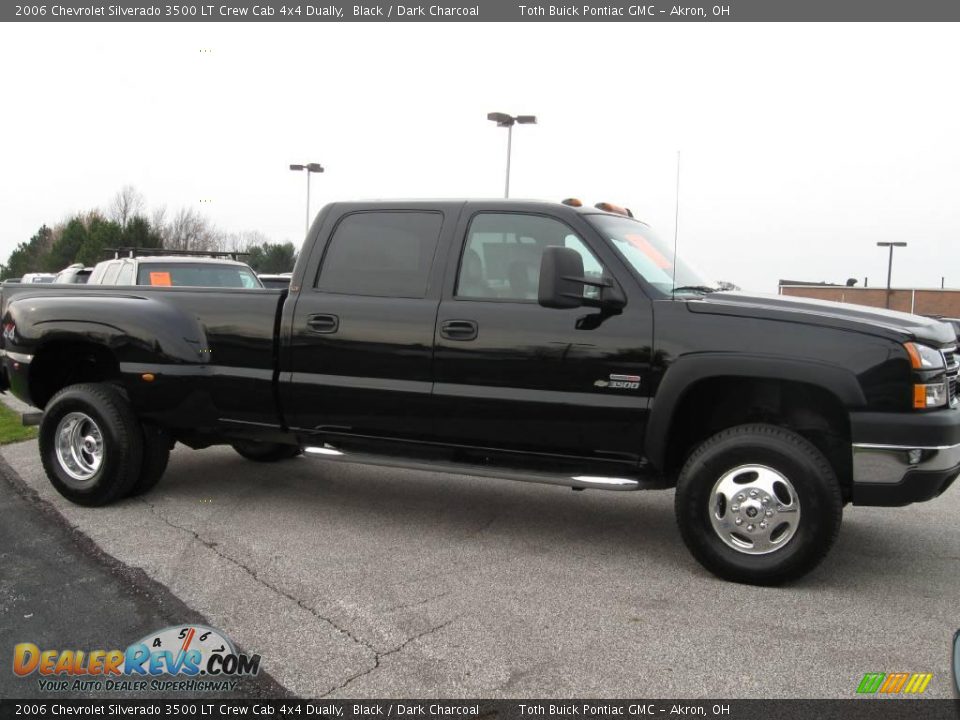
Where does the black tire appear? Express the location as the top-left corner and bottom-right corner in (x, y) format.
(231, 441), (301, 462)
(39, 383), (143, 507)
(126, 424), (172, 498)
(674, 423), (843, 586)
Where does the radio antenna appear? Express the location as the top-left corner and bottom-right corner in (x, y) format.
(671, 150), (681, 298)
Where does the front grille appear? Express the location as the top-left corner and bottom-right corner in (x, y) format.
(944, 347), (959, 406)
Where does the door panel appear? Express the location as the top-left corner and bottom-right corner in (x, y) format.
(433, 211), (654, 459)
(281, 209), (447, 441)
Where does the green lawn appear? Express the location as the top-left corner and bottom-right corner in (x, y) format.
(0, 402), (37, 444)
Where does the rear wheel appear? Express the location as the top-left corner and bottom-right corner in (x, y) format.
(674, 423), (843, 585)
(39, 383), (143, 507)
(126, 424), (172, 498)
(231, 441), (301, 462)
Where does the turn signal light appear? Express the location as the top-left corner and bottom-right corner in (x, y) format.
(561, 198), (583, 207)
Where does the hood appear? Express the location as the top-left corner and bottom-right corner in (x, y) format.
(687, 291), (957, 347)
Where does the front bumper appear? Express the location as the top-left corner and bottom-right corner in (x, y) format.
(851, 409), (960, 506)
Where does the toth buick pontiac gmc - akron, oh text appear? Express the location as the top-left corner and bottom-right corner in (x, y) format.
(1, 199), (958, 584)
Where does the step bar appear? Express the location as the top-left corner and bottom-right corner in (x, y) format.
(303, 444), (642, 491)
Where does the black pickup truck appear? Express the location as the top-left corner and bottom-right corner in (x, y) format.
(2, 199), (958, 585)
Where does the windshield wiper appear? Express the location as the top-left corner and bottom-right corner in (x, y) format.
(671, 285), (717, 296)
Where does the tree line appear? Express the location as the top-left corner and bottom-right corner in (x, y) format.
(0, 186), (298, 280)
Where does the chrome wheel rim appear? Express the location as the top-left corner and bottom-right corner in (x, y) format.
(54, 412), (104, 488)
(708, 464), (801, 555)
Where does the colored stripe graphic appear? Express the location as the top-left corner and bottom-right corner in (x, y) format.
(880, 673), (909, 693)
(857, 672), (932, 694)
(857, 673), (885, 693)
(903, 673), (933, 694)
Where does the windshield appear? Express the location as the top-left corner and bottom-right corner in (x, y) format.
(587, 214), (713, 296)
(136, 263), (262, 289)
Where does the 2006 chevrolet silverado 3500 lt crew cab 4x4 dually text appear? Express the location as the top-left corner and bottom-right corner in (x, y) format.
(2, 199), (958, 585)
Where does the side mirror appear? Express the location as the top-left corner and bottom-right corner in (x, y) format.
(538, 246), (625, 311)
(538, 246), (586, 309)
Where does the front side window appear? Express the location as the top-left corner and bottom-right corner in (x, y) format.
(456, 213), (604, 301)
(316, 211), (443, 298)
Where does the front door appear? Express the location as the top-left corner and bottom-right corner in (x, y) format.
(432, 209), (654, 463)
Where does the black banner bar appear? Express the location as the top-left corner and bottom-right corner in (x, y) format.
(2, 700), (960, 720)
(5, 0), (960, 22)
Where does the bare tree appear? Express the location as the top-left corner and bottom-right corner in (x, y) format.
(165, 207), (223, 252)
(109, 185), (146, 228)
(224, 230), (270, 253)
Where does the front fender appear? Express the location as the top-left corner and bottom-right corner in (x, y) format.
(644, 353), (866, 471)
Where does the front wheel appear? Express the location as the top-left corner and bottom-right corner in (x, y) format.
(231, 441), (301, 462)
(39, 383), (144, 507)
(674, 423), (843, 585)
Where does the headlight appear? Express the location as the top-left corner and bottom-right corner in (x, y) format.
(914, 382), (948, 409)
(904, 342), (945, 370)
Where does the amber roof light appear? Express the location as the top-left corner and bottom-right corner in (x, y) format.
(594, 202), (634, 218)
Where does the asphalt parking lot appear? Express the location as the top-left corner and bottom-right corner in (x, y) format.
(2, 434), (959, 699)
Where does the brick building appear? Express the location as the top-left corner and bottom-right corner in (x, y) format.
(778, 280), (960, 319)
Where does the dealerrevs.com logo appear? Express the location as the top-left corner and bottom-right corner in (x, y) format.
(13, 625), (261, 693)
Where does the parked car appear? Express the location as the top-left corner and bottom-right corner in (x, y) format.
(88, 253), (262, 289)
(257, 273), (292, 290)
(925, 315), (960, 338)
(1, 199), (958, 585)
(19, 273), (57, 284)
(54, 264), (93, 284)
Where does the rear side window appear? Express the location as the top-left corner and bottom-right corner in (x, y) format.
(316, 211), (443, 298)
(136, 263), (261, 288)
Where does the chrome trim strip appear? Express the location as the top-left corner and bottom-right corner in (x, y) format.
(852, 442), (960, 485)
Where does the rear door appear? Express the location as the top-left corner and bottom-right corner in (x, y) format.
(281, 205), (457, 441)
(432, 207), (654, 462)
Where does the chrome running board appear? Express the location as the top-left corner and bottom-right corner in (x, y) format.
(303, 445), (642, 491)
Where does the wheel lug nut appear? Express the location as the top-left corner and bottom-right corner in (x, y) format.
(735, 518), (743, 525)
(761, 497), (769, 505)
(749, 490), (758, 498)
(737, 494), (745, 501)
(765, 509), (774, 517)
(759, 521), (767, 530)
(746, 524), (755, 532)
(731, 504), (739, 512)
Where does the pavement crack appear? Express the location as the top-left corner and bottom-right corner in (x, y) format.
(318, 617), (457, 698)
(384, 590), (451, 613)
(138, 498), (375, 655)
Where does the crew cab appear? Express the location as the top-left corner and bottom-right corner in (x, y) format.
(1, 199), (958, 585)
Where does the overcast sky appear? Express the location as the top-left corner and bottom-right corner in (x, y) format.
(1, 22), (958, 292)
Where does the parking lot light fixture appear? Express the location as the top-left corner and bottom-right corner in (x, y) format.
(487, 112), (537, 199)
(290, 162), (325, 236)
(877, 241), (908, 308)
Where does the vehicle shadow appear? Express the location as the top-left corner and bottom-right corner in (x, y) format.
(150, 447), (960, 592)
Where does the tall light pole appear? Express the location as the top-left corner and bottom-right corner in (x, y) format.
(877, 241), (907, 308)
(290, 162), (324, 236)
(487, 112), (536, 198)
